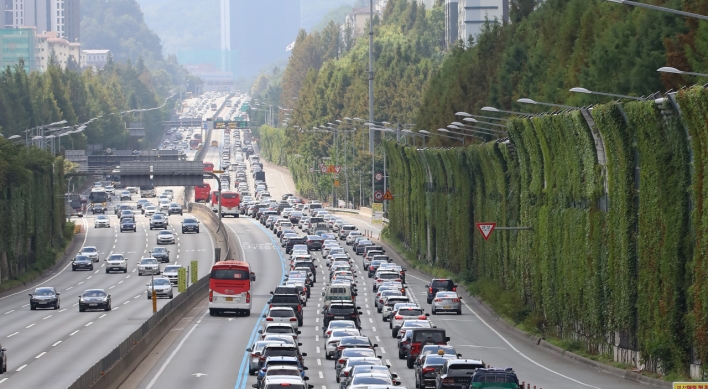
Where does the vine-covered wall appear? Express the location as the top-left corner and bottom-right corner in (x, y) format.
(385, 94), (705, 375)
(0, 141), (68, 283)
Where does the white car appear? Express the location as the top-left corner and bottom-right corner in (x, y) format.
(104, 186), (115, 195)
(144, 206), (157, 217)
(137, 258), (160, 276)
(346, 231), (363, 245)
(159, 200), (171, 211)
(264, 306), (299, 330)
(119, 191), (131, 201)
(79, 246), (99, 262)
(324, 328), (361, 359)
(146, 277), (174, 299)
(94, 215), (110, 228)
(389, 304), (424, 337)
(104, 254), (128, 273)
(160, 192), (173, 201)
(156, 230), (175, 245)
(162, 264), (182, 285)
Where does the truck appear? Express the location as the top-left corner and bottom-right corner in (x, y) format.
(254, 171), (265, 182)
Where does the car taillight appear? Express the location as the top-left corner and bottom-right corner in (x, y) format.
(290, 317), (297, 321)
(422, 367), (435, 374)
(338, 359), (345, 364)
(326, 330), (332, 336)
(377, 279), (383, 283)
(379, 299), (384, 303)
(259, 356), (266, 361)
(452, 287), (457, 292)
(451, 298), (460, 302)
(338, 346), (345, 350)
(429, 287), (433, 293)
(418, 315), (427, 320)
(401, 288), (405, 293)
(297, 306), (301, 312)
(434, 299), (442, 302)
(394, 315), (402, 320)
(266, 317), (273, 321)
(209, 290), (213, 302)
(251, 353), (259, 357)
(344, 371), (349, 376)
(269, 304), (272, 308)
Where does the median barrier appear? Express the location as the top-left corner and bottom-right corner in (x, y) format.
(325, 207), (360, 215)
(190, 203), (232, 262)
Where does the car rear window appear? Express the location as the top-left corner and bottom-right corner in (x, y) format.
(341, 338), (370, 346)
(270, 309), (294, 317)
(342, 349), (376, 358)
(400, 308), (424, 316)
(267, 326), (294, 334)
(329, 306), (356, 314)
(432, 280), (453, 289)
(413, 330), (446, 343)
(264, 348), (298, 357)
(275, 287), (298, 294)
(272, 295), (300, 304)
(379, 273), (400, 279)
(328, 287), (348, 294)
(425, 356), (451, 365)
(211, 269), (249, 280)
(449, 363), (485, 370)
(265, 384), (304, 389)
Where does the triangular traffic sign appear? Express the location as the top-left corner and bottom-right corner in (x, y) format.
(475, 222), (496, 241)
(382, 190), (394, 201)
(327, 165), (336, 173)
(334, 166), (342, 173)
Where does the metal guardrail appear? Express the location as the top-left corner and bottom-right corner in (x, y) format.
(325, 207), (360, 215)
(66, 276), (209, 389)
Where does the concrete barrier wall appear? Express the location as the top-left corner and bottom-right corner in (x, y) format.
(190, 203), (232, 262)
(359, 207), (372, 217)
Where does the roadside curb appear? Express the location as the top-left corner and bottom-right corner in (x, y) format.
(370, 237), (672, 388)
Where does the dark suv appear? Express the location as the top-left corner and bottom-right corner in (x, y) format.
(436, 359), (487, 389)
(269, 294), (303, 326)
(425, 279), (457, 304)
(150, 214), (168, 230)
(322, 302), (362, 329)
(305, 235), (324, 251)
(406, 328), (450, 368)
(286, 237), (307, 254)
(258, 343), (307, 369)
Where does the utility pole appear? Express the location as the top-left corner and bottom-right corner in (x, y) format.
(369, 0), (375, 207)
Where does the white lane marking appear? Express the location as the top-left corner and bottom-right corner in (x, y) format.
(95, 270), (99, 273)
(369, 318), (373, 323)
(70, 330), (80, 336)
(123, 301), (130, 305)
(386, 359), (392, 366)
(318, 371), (324, 379)
(59, 309), (66, 312)
(113, 307), (120, 311)
(16, 364), (27, 371)
(78, 281), (84, 285)
(380, 347), (386, 354)
(372, 326), (377, 332)
(109, 286), (115, 290)
(126, 275), (131, 279)
(317, 359), (322, 366)
(145, 310), (209, 389)
(375, 336), (380, 342)
(315, 335), (319, 342)
(316, 346), (320, 353)
(99, 314), (107, 319)
(4, 310), (14, 315)
(66, 287), (73, 290)
(7, 332), (18, 338)
(0, 217), (88, 302)
(35, 352), (46, 359)
(72, 303), (78, 306)
(118, 281), (124, 284)
(26, 323), (35, 328)
(459, 297), (600, 388)
(85, 322), (93, 327)
(42, 315), (52, 320)
(133, 269), (136, 273)
(0, 378), (7, 384)
(52, 340), (62, 347)
(21, 304), (29, 307)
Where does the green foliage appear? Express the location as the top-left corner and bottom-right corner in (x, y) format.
(0, 143), (68, 284)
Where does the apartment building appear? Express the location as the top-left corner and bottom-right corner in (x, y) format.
(35, 30), (79, 70)
(3, 0), (79, 41)
(457, 0), (508, 45)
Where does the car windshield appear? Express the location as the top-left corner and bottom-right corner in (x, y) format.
(141, 258), (158, 265)
(184, 218), (197, 223)
(83, 290), (106, 298)
(164, 266), (181, 272)
(97, 215), (107, 220)
(432, 280), (453, 289)
(75, 255), (90, 261)
(154, 248), (167, 253)
(82, 247), (96, 253)
(265, 369), (300, 377)
(108, 255), (124, 261)
(151, 279), (171, 286)
(34, 288), (55, 296)
(123, 218), (135, 223)
(158, 231), (172, 235)
(352, 376), (391, 385)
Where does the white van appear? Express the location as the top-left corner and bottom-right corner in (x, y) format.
(322, 284), (355, 307)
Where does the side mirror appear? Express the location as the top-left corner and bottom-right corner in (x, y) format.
(425, 284), (430, 288)
(270, 291), (274, 294)
(394, 382), (401, 386)
(445, 336), (451, 342)
(252, 385), (259, 388)
(246, 348), (253, 352)
(303, 366), (309, 370)
(457, 353), (463, 358)
(301, 352), (308, 357)
(257, 330), (263, 334)
(356, 306), (361, 309)
(303, 376), (310, 381)
(297, 331), (302, 334)
(321, 292), (325, 296)
(56, 292), (60, 296)
(391, 373), (398, 378)
(267, 299), (272, 304)
(414, 361), (420, 366)
(262, 314), (266, 318)
(146, 283), (150, 286)
(298, 342), (303, 346)
(425, 313), (430, 317)
(28, 293), (32, 297)
(373, 344), (378, 348)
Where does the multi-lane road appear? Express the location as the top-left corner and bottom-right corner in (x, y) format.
(119, 129), (648, 389)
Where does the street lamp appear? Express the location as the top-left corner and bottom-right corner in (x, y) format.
(420, 130), (463, 142)
(438, 128), (472, 143)
(657, 67), (708, 78)
(481, 106), (537, 116)
(569, 87), (645, 100)
(517, 98), (579, 110)
(604, 0), (708, 22)
(460, 117), (507, 129)
(448, 124), (499, 137)
(454, 112), (507, 122)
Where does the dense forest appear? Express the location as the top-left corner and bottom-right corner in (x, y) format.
(257, 0), (708, 378)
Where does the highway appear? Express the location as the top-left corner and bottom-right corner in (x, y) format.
(122, 133), (648, 389)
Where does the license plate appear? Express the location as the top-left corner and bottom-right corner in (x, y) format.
(89, 304), (97, 306)
(334, 316), (345, 319)
(39, 302), (47, 304)
(225, 297), (233, 301)
(443, 306), (451, 309)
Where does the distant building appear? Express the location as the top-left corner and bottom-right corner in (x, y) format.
(184, 63), (234, 93)
(228, 0), (301, 78)
(81, 49), (110, 70)
(35, 30), (80, 71)
(0, 27), (36, 72)
(445, 0), (459, 49)
(343, 8), (372, 39)
(3, 0), (79, 41)
(458, 0), (508, 45)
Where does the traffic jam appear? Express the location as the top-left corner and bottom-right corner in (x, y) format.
(228, 141), (523, 389)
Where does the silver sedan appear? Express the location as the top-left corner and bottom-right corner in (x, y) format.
(157, 230), (175, 244)
(431, 291), (462, 315)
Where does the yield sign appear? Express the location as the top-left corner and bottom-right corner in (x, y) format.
(476, 222), (496, 241)
(334, 165), (342, 173)
(382, 190), (394, 201)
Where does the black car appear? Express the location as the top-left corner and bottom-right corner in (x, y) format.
(150, 214), (168, 230)
(120, 217), (137, 232)
(91, 204), (105, 214)
(305, 235), (324, 251)
(182, 217), (200, 233)
(285, 237), (307, 254)
(322, 302), (362, 329)
(29, 287), (60, 310)
(269, 294), (304, 326)
(150, 247), (170, 263)
(436, 359), (486, 389)
(72, 255), (94, 271)
(78, 289), (111, 312)
(415, 354), (457, 389)
(334, 336), (377, 361)
(425, 279), (457, 304)
(0, 344), (5, 373)
(258, 344), (307, 370)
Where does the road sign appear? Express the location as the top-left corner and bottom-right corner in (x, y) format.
(213, 170), (225, 173)
(673, 384), (708, 389)
(334, 179), (340, 187)
(382, 190), (394, 201)
(476, 222), (497, 241)
(334, 166), (342, 173)
(374, 190), (384, 201)
(320, 165), (327, 173)
(375, 172), (384, 182)
(309, 167), (314, 173)
(178, 268), (187, 293)
(191, 260), (198, 284)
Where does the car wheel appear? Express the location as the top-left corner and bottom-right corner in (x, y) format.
(457, 309), (462, 315)
(427, 298), (433, 304)
(196, 229), (200, 233)
(392, 329), (398, 338)
(147, 294), (151, 300)
(407, 357), (415, 369)
(106, 268), (110, 274)
(72, 267), (76, 271)
(90, 265), (94, 270)
(124, 268), (127, 273)
(182, 229), (186, 234)
(169, 293), (174, 299)
(79, 306), (86, 312)
(298, 319), (303, 326)
(415, 377), (420, 388)
(432, 307), (437, 315)
(209, 309), (216, 316)
(55, 302), (60, 310)
(30, 304), (36, 310)
(105, 304), (111, 311)
(133, 228), (137, 232)
(398, 349), (405, 359)
(138, 272), (143, 276)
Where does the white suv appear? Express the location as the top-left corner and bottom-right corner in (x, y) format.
(105, 254), (128, 273)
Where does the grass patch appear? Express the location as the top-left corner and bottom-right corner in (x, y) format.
(0, 222), (75, 294)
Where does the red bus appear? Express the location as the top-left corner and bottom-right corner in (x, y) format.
(203, 162), (214, 172)
(190, 139), (200, 149)
(220, 191), (241, 218)
(210, 191), (220, 213)
(194, 182), (211, 203)
(208, 260), (255, 316)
